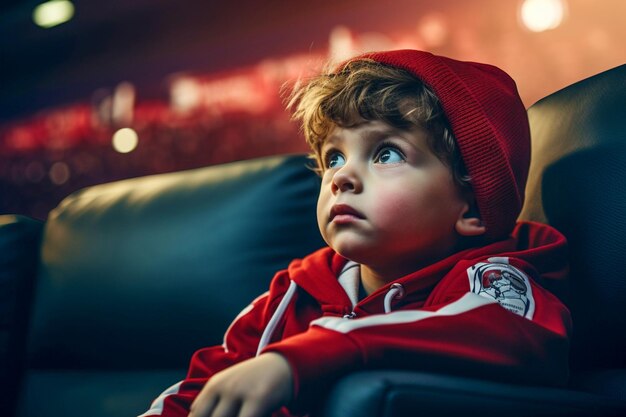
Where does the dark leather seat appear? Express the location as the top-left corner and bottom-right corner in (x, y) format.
(523, 62), (626, 399)
(1, 155), (326, 417)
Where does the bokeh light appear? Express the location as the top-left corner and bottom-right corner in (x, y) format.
(170, 77), (202, 114)
(49, 162), (70, 185)
(33, 0), (75, 28)
(417, 13), (449, 48)
(520, 0), (567, 32)
(112, 128), (139, 153)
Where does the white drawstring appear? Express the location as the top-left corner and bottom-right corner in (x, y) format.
(256, 280), (298, 356)
(383, 283), (405, 313)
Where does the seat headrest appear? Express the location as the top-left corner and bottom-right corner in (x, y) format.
(522, 64), (626, 368)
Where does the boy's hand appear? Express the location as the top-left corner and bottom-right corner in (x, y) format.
(188, 352), (293, 417)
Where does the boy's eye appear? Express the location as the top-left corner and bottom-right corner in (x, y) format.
(374, 147), (404, 164)
(327, 152), (346, 169)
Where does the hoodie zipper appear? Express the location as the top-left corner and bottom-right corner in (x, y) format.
(343, 282), (406, 319)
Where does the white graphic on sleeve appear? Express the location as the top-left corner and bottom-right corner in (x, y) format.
(467, 257), (535, 319)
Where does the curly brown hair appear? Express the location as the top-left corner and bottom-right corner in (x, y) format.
(287, 58), (471, 191)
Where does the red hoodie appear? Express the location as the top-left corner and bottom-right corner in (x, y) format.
(139, 221), (571, 417)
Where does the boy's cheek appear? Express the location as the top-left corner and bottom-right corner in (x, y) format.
(316, 194), (330, 225)
(370, 194), (416, 222)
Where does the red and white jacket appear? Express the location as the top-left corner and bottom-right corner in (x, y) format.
(140, 221), (571, 417)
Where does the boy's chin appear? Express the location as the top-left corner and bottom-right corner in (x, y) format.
(328, 242), (379, 265)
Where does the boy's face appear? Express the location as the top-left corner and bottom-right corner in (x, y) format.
(317, 120), (472, 274)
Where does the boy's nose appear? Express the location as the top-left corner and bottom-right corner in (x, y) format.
(331, 165), (362, 194)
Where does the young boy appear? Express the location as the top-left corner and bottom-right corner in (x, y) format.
(139, 49), (571, 417)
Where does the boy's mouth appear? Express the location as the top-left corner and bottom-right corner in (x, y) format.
(329, 204), (365, 223)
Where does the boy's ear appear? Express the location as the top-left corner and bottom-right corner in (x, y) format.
(455, 202), (486, 237)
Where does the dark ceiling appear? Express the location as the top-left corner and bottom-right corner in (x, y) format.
(1, 0), (431, 123)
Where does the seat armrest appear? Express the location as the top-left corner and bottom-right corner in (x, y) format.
(320, 371), (626, 417)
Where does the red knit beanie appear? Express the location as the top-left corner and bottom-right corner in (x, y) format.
(348, 50), (530, 241)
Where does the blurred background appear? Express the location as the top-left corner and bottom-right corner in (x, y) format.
(1, 0), (625, 220)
